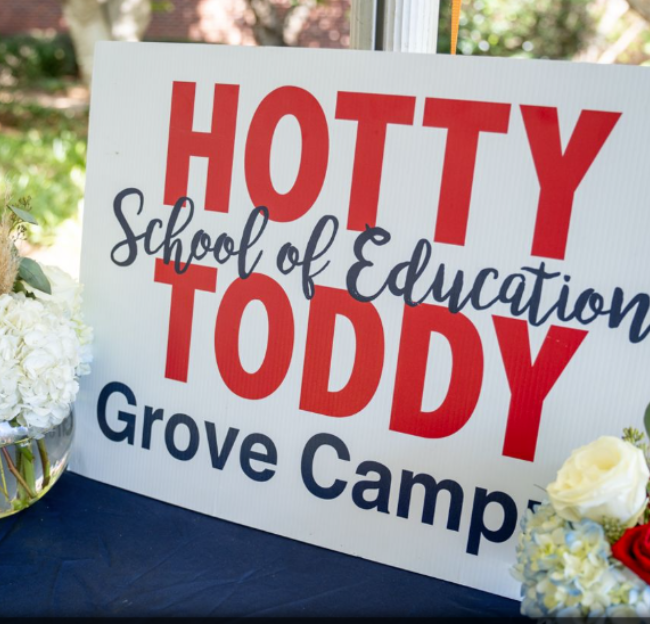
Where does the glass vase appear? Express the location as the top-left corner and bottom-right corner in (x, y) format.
(0, 410), (74, 518)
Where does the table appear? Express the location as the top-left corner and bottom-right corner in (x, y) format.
(0, 472), (523, 617)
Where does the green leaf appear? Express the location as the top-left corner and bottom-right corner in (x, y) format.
(8, 205), (38, 225)
(644, 402), (650, 441)
(18, 258), (51, 295)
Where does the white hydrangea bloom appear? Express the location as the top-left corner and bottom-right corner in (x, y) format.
(0, 266), (93, 431)
(24, 264), (93, 376)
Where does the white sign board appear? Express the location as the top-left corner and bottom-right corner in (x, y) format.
(73, 42), (650, 599)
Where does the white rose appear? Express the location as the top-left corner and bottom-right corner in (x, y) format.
(548, 436), (649, 527)
(24, 264), (80, 312)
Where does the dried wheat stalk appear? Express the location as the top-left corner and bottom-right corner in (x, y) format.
(0, 211), (19, 296)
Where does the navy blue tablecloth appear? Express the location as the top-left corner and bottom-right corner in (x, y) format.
(0, 472), (523, 617)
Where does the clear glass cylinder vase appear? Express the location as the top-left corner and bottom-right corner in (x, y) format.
(0, 410), (74, 518)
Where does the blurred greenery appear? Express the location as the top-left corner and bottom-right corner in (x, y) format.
(0, 33), (78, 85)
(438, 0), (595, 58)
(0, 33), (86, 244)
(0, 98), (87, 245)
(0, 2), (647, 243)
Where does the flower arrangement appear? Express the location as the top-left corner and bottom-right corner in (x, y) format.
(0, 196), (92, 512)
(513, 426), (650, 618)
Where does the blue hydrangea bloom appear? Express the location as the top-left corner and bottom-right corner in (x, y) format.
(512, 501), (650, 619)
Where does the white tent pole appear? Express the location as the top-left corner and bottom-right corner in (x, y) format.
(350, 0), (441, 53)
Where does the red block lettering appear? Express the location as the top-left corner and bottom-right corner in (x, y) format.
(423, 98), (511, 246)
(335, 92), (416, 231)
(154, 259), (218, 383)
(245, 86), (329, 222)
(493, 316), (588, 462)
(300, 287), (385, 417)
(521, 106), (621, 260)
(215, 274), (294, 399)
(390, 304), (484, 438)
(164, 82), (239, 211)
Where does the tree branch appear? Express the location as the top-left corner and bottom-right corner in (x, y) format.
(244, 0), (318, 47)
(283, 0), (317, 46)
(597, 16), (646, 63)
(245, 0), (286, 46)
(627, 0), (650, 23)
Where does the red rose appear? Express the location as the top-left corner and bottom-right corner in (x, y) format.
(612, 523), (650, 583)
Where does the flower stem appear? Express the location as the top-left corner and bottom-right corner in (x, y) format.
(17, 444), (36, 503)
(0, 456), (8, 500)
(1, 447), (35, 499)
(37, 438), (51, 488)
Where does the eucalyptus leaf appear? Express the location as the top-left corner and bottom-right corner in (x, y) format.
(644, 402), (650, 441)
(8, 205), (38, 226)
(18, 258), (51, 295)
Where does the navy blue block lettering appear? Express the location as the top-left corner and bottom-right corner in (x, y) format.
(97, 381), (136, 445)
(165, 413), (200, 461)
(301, 433), (350, 499)
(142, 406), (164, 450)
(204, 423), (239, 470)
(397, 471), (463, 530)
(351, 460), (392, 513)
(240, 433), (277, 482)
(467, 488), (518, 556)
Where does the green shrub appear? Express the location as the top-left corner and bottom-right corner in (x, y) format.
(0, 33), (78, 85)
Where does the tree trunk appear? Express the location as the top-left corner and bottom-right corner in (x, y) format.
(61, 0), (152, 85)
(245, 0), (287, 46)
(245, 0), (317, 47)
(283, 0), (317, 46)
(106, 0), (152, 42)
(61, 0), (111, 84)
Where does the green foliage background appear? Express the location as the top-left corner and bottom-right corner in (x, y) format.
(0, 101), (86, 244)
(0, 33), (78, 84)
(0, 33), (85, 244)
(438, 0), (595, 58)
(0, 1), (630, 243)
